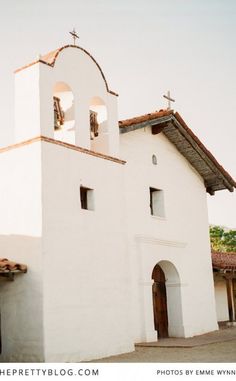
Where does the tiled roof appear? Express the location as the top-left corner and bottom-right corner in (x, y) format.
(119, 109), (172, 127)
(212, 251), (236, 270)
(119, 110), (236, 194)
(0, 258), (27, 273)
(14, 45), (118, 97)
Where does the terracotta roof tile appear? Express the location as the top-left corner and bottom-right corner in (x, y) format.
(0, 258), (27, 273)
(173, 112), (236, 190)
(119, 109), (173, 127)
(212, 251), (236, 270)
(40, 48), (60, 65)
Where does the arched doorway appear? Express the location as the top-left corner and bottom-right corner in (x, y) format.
(152, 264), (168, 338)
(151, 261), (183, 339)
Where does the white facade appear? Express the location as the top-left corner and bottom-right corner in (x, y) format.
(0, 143), (44, 361)
(0, 45), (223, 362)
(120, 128), (218, 342)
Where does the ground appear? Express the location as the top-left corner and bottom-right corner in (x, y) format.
(92, 327), (236, 363)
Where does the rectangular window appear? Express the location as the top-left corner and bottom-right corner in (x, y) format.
(80, 186), (94, 210)
(150, 187), (165, 218)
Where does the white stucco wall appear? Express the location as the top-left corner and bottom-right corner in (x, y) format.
(0, 142), (44, 362)
(15, 66), (41, 143)
(41, 141), (133, 362)
(120, 126), (218, 342)
(0, 125), (220, 362)
(5, 45), (221, 362)
(214, 276), (229, 322)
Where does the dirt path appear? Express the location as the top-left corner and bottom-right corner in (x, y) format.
(93, 339), (236, 363)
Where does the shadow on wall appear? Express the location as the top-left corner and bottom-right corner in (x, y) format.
(0, 235), (44, 363)
(155, 260), (184, 338)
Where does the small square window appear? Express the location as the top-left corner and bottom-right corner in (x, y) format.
(150, 187), (165, 218)
(80, 186), (94, 210)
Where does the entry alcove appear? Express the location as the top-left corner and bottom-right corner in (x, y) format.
(152, 260), (184, 338)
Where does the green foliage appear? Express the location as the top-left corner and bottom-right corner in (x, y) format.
(210, 225), (236, 252)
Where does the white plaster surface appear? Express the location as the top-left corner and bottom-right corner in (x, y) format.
(0, 143), (44, 362)
(0, 46), (221, 362)
(120, 127), (218, 341)
(41, 141), (133, 362)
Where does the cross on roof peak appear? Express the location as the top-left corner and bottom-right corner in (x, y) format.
(69, 28), (79, 45)
(163, 91), (175, 110)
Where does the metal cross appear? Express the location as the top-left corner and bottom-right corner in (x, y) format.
(69, 28), (79, 45)
(163, 91), (175, 110)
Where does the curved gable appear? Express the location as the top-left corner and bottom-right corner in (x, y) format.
(15, 45), (118, 96)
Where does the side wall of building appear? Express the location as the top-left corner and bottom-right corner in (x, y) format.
(120, 127), (218, 342)
(0, 143), (44, 362)
(41, 142), (133, 362)
(214, 276), (229, 322)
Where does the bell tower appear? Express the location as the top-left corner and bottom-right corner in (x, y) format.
(14, 45), (120, 157)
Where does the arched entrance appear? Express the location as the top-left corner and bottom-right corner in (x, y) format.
(152, 264), (168, 338)
(152, 261), (183, 339)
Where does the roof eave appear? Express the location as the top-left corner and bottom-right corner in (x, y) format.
(119, 114), (172, 134)
(119, 113), (236, 194)
(169, 115), (235, 194)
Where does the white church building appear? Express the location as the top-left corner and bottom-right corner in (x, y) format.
(0, 44), (235, 362)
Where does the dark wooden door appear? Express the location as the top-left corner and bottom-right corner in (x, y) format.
(152, 265), (168, 338)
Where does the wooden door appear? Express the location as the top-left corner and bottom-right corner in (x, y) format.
(152, 265), (168, 338)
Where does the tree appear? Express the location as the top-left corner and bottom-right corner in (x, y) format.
(222, 230), (236, 252)
(210, 225), (236, 252)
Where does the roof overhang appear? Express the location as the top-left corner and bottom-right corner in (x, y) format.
(119, 111), (236, 195)
(212, 251), (236, 273)
(0, 270), (26, 281)
(0, 258), (27, 281)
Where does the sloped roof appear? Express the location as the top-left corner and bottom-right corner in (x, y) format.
(119, 109), (172, 127)
(15, 45), (118, 96)
(0, 258), (27, 273)
(119, 110), (236, 194)
(212, 251), (236, 271)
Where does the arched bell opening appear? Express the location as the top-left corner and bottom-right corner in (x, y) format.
(53, 82), (75, 144)
(89, 96), (108, 154)
(152, 260), (184, 339)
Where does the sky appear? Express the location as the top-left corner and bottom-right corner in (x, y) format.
(0, 0), (235, 228)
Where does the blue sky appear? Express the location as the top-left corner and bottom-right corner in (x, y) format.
(0, 0), (235, 227)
